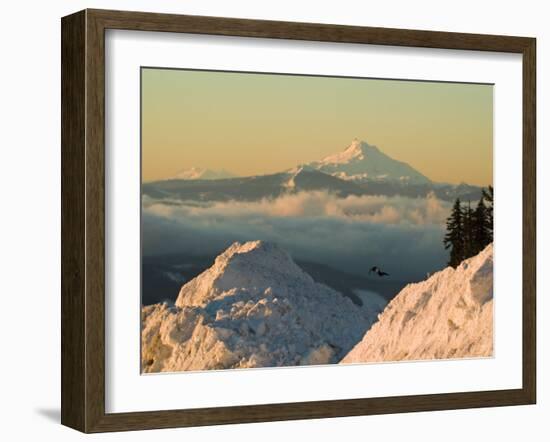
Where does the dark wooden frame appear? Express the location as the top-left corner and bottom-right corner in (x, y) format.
(61, 8), (536, 433)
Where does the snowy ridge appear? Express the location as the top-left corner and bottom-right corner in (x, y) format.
(171, 167), (235, 180)
(142, 241), (379, 372)
(341, 244), (493, 364)
(308, 139), (432, 185)
(165, 139), (431, 186)
(282, 165), (317, 189)
(315, 138), (365, 165)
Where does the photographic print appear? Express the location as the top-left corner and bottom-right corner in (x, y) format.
(140, 68), (494, 374)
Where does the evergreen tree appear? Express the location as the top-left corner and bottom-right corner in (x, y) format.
(462, 201), (475, 259)
(444, 198), (464, 268)
(472, 196), (491, 254)
(482, 185), (494, 241)
(444, 188), (494, 268)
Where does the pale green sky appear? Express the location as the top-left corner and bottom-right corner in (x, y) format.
(142, 68), (493, 186)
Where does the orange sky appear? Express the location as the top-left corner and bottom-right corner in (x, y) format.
(142, 68), (493, 186)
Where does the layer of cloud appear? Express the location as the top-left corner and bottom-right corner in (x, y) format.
(142, 191), (450, 281)
(143, 191), (450, 225)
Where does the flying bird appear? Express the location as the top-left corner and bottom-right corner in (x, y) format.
(369, 266), (389, 277)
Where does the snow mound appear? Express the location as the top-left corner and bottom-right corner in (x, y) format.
(341, 244), (494, 364)
(309, 139), (431, 185)
(142, 241), (378, 372)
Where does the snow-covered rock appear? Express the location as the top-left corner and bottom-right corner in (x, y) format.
(308, 139), (431, 185)
(282, 165), (318, 189)
(170, 167), (235, 180)
(142, 241), (378, 372)
(341, 244), (493, 364)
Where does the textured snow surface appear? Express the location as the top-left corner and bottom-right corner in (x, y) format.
(142, 241), (378, 372)
(341, 244), (494, 364)
(309, 139), (432, 184)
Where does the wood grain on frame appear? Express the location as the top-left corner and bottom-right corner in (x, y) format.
(61, 9), (86, 431)
(61, 8), (536, 433)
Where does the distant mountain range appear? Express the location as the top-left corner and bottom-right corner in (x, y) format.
(143, 139), (485, 202)
(170, 167), (235, 180)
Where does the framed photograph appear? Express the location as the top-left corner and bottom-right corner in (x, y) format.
(61, 9), (536, 433)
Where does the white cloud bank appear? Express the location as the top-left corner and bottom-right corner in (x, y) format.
(142, 191), (451, 281)
(143, 191), (450, 225)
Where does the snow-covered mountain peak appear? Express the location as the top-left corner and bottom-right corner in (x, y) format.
(286, 164), (317, 175)
(345, 138), (364, 155)
(308, 139), (431, 185)
(170, 167), (235, 181)
(283, 164), (319, 189)
(317, 139), (369, 166)
(347, 137), (381, 153)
